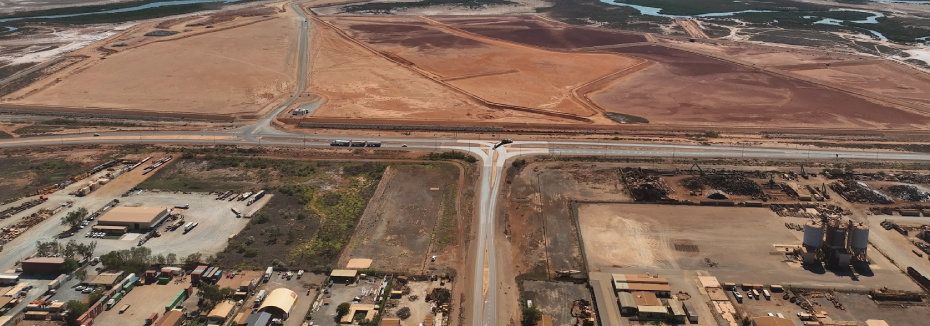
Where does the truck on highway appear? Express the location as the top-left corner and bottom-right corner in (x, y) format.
(350, 141), (366, 147)
(330, 140), (350, 147)
(493, 139), (513, 149)
(365, 141), (381, 147)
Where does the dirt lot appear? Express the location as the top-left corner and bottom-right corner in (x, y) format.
(91, 279), (193, 326)
(504, 162), (631, 278)
(522, 281), (592, 325)
(437, 16), (647, 50)
(790, 61), (930, 107)
(339, 163), (462, 274)
(3, 11), (298, 119)
(577, 204), (921, 291)
(72, 191), (265, 258)
(590, 45), (930, 129)
(380, 280), (451, 326)
(799, 292), (930, 326)
(319, 16), (641, 121)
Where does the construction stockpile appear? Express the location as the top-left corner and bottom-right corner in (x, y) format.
(830, 179), (894, 204)
(0, 198), (46, 219)
(622, 168), (672, 202)
(680, 175), (767, 200)
(886, 185), (930, 202)
(770, 203), (848, 218)
(0, 206), (63, 244)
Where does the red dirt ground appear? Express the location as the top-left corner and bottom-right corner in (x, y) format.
(323, 16), (640, 119)
(589, 45), (930, 129)
(434, 16), (647, 50)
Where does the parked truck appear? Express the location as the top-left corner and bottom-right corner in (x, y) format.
(248, 190), (266, 206)
(263, 267), (273, 282)
(254, 290), (267, 305)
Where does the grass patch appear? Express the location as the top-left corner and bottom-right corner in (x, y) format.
(434, 185), (458, 249)
(0, 131), (13, 139)
(142, 153), (388, 270)
(12, 119), (142, 136)
(0, 155), (91, 202)
(343, 0), (516, 12)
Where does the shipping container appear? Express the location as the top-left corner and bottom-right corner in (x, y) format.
(146, 313), (159, 326)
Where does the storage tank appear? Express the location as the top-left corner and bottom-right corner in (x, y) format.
(849, 225), (870, 249)
(803, 222), (824, 247)
(829, 228), (847, 248)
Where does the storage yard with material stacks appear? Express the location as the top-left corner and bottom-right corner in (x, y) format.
(503, 160), (930, 326)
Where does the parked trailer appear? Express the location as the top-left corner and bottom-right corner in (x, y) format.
(183, 223), (198, 234)
(231, 208), (241, 217)
(240, 192), (252, 201)
(330, 140), (350, 147)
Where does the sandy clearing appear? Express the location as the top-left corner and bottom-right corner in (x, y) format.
(4, 16), (299, 117)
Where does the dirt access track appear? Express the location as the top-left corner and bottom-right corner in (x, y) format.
(1, 4), (298, 121)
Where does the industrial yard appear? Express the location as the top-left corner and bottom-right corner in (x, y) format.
(498, 159), (930, 326)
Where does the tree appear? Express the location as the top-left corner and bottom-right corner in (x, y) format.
(521, 306), (542, 326)
(36, 240), (61, 257)
(76, 268), (88, 281)
(198, 284), (223, 308)
(183, 253), (203, 269)
(429, 288), (451, 306)
(166, 253), (177, 265)
(336, 303), (351, 318)
(88, 288), (105, 305)
(61, 208), (88, 229)
(60, 258), (80, 274)
(197, 284), (234, 309)
(63, 300), (89, 326)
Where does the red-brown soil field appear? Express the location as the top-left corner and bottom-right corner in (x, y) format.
(434, 16), (647, 50)
(589, 45), (930, 129)
(320, 16), (641, 120)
